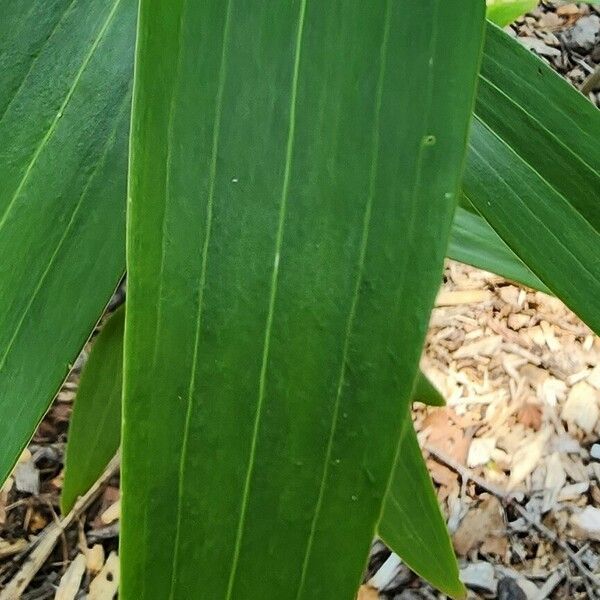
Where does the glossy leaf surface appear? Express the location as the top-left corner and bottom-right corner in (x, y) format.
(0, 0), (134, 484)
(122, 1), (485, 598)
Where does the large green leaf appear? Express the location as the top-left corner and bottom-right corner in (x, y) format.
(464, 23), (600, 335)
(0, 0), (135, 484)
(58, 303), (456, 595)
(448, 206), (549, 293)
(379, 418), (464, 599)
(122, 2), (485, 598)
(61, 305), (124, 514)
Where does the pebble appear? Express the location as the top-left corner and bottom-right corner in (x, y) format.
(591, 443), (600, 461)
(497, 577), (527, 600)
(566, 15), (600, 52)
(460, 562), (497, 594)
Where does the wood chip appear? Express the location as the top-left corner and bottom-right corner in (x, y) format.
(453, 495), (505, 555)
(89, 551), (120, 600)
(571, 506), (600, 541)
(557, 3), (581, 16)
(357, 585), (379, 600)
(562, 381), (599, 434)
(454, 335), (502, 359)
(588, 364), (600, 390)
(542, 452), (566, 512)
(55, 553), (86, 600)
(14, 458), (39, 495)
(100, 499), (120, 525)
(509, 431), (550, 490)
(467, 437), (496, 468)
(436, 289), (493, 306)
(86, 543), (105, 575)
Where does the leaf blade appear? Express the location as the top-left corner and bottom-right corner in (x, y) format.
(0, 0), (135, 484)
(379, 419), (464, 599)
(61, 305), (124, 514)
(448, 205), (549, 293)
(464, 23), (600, 334)
(122, 2), (485, 598)
(413, 372), (446, 408)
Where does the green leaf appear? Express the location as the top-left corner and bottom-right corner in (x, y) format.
(61, 305), (124, 514)
(0, 0), (135, 485)
(448, 206), (550, 293)
(379, 419), (464, 599)
(486, 0), (536, 26)
(413, 372), (445, 407)
(464, 23), (600, 335)
(122, 1), (485, 598)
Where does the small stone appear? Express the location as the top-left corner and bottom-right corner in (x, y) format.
(571, 506), (600, 541)
(591, 444), (600, 461)
(497, 577), (527, 600)
(562, 381), (600, 434)
(567, 15), (600, 52)
(460, 562), (497, 594)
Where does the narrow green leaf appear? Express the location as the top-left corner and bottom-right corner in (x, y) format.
(486, 0), (536, 26)
(379, 419), (464, 599)
(123, 2), (485, 598)
(61, 305), (124, 514)
(465, 23), (600, 334)
(448, 206), (550, 293)
(413, 372), (445, 407)
(0, 0), (135, 485)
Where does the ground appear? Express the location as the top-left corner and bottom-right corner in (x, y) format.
(1, 2), (599, 599)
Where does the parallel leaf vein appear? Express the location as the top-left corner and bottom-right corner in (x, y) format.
(0, 0), (79, 126)
(295, 3), (392, 595)
(0, 94), (130, 374)
(0, 0), (123, 232)
(168, 1), (233, 596)
(225, 2), (308, 596)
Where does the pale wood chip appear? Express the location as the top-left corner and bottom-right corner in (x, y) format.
(436, 289), (493, 306)
(89, 551), (119, 600)
(100, 499), (120, 525)
(55, 553), (86, 600)
(86, 543), (105, 575)
(454, 335), (502, 359)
